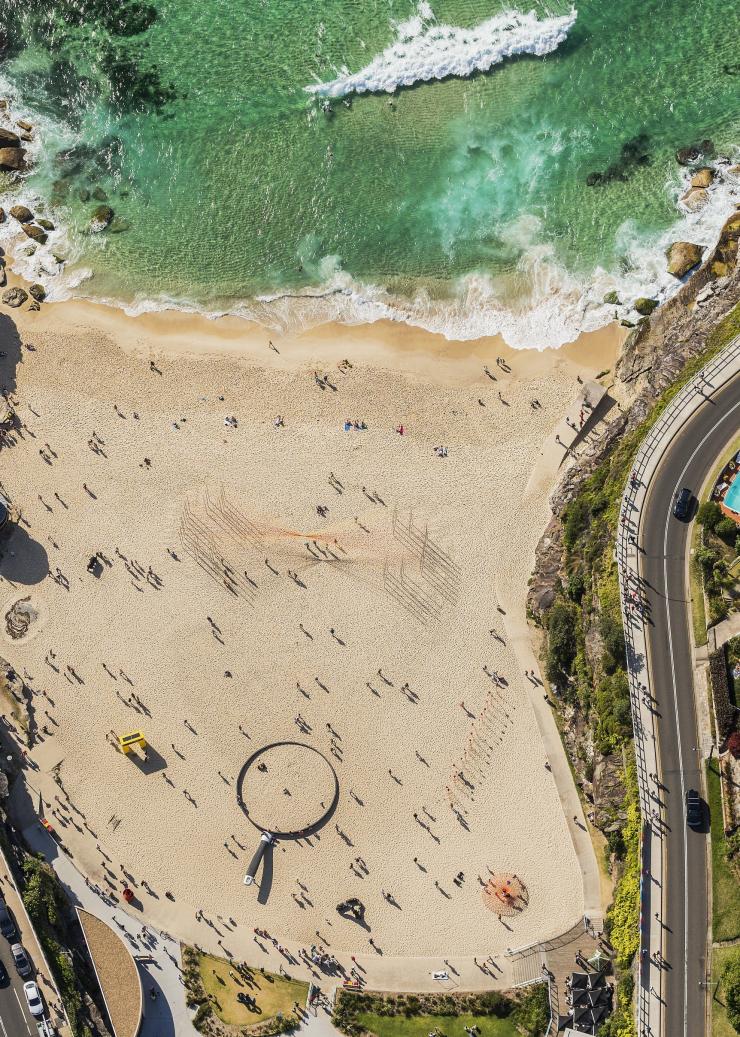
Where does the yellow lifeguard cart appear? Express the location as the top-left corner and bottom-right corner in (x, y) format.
(118, 731), (147, 755)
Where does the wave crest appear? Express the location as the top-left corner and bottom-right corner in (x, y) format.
(305, 7), (577, 99)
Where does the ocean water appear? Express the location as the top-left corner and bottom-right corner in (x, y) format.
(0, 0), (738, 347)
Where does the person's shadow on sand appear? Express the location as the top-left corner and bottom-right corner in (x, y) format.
(0, 523), (49, 585)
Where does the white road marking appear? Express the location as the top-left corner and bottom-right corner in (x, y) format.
(13, 986), (32, 1035)
(659, 393), (740, 1037)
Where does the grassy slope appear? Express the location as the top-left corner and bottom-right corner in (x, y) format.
(711, 945), (740, 1037)
(355, 1013), (521, 1037)
(198, 953), (308, 1028)
(706, 763), (740, 943)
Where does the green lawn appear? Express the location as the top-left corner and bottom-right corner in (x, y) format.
(355, 1013), (521, 1037)
(712, 944), (740, 1037)
(706, 763), (740, 943)
(199, 952), (308, 1028)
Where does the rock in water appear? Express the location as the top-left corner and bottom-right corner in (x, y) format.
(690, 167), (714, 188)
(21, 224), (47, 245)
(28, 284), (46, 302)
(603, 290), (620, 305)
(90, 205), (114, 232)
(0, 207), (4, 223)
(9, 205), (32, 223)
(666, 241), (703, 278)
(2, 287), (28, 308)
(680, 186), (709, 211)
(36, 218), (54, 231)
(0, 127), (20, 148)
(634, 297), (659, 316)
(0, 147), (26, 172)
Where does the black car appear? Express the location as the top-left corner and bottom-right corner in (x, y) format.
(673, 487), (693, 520)
(0, 960), (8, 985)
(0, 903), (15, 941)
(686, 788), (702, 828)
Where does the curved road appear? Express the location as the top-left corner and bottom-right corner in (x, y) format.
(640, 368), (740, 1037)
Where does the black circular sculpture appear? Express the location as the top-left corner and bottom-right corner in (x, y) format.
(236, 741), (339, 839)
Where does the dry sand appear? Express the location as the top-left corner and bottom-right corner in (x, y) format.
(0, 291), (623, 971)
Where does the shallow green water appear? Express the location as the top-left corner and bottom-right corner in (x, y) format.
(0, 0), (738, 344)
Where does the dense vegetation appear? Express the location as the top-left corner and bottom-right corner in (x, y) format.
(537, 302), (740, 1037)
(21, 855), (89, 1037)
(722, 948), (740, 1033)
(696, 501), (740, 625)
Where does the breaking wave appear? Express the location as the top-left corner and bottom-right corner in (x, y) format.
(305, 7), (577, 99)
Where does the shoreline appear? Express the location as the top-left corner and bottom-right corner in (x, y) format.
(5, 273), (627, 386)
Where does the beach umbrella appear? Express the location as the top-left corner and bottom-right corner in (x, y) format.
(588, 949), (610, 972)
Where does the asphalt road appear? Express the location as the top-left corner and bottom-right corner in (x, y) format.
(0, 926), (40, 1037)
(640, 369), (740, 1037)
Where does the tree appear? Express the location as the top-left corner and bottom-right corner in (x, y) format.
(545, 599), (578, 684)
(728, 731), (740, 759)
(697, 500), (722, 530)
(716, 517), (740, 542)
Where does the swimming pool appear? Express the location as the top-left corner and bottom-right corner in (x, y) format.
(724, 477), (740, 515)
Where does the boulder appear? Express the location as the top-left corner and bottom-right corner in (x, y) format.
(9, 205), (32, 223)
(90, 205), (114, 232)
(690, 167), (714, 188)
(28, 301), (40, 312)
(0, 127), (20, 148)
(603, 290), (620, 305)
(0, 268), (6, 288)
(634, 297), (659, 316)
(15, 120), (32, 132)
(0, 147), (26, 172)
(2, 287), (28, 308)
(667, 241), (702, 278)
(680, 186), (709, 211)
(28, 284), (46, 302)
(0, 207), (4, 223)
(21, 224), (47, 245)
(36, 218), (54, 231)
(92, 186), (108, 202)
(676, 139), (714, 165)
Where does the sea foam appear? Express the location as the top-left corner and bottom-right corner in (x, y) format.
(305, 7), (577, 99)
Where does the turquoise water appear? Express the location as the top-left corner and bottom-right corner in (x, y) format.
(725, 478), (740, 515)
(0, 0), (739, 345)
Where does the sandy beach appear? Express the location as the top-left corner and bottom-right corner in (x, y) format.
(0, 288), (623, 976)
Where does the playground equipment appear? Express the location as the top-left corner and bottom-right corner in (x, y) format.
(243, 832), (275, 886)
(117, 731), (147, 755)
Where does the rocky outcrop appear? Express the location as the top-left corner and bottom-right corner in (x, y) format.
(667, 241), (702, 278)
(20, 224), (47, 245)
(634, 297), (659, 316)
(681, 186), (709, 211)
(0, 127), (20, 148)
(90, 204), (114, 231)
(0, 147), (26, 172)
(691, 167), (714, 188)
(28, 284), (46, 303)
(676, 139), (714, 165)
(2, 287), (28, 308)
(9, 205), (32, 223)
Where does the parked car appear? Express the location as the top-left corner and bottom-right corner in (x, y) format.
(0, 959), (8, 985)
(686, 788), (702, 827)
(673, 486), (693, 520)
(0, 902), (16, 940)
(11, 943), (32, 977)
(23, 980), (44, 1017)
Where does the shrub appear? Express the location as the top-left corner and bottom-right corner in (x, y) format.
(697, 500), (723, 530)
(512, 983), (550, 1036)
(716, 517), (740, 543)
(546, 598), (578, 683)
(710, 648), (736, 738)
(728, 731), (740, 758)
